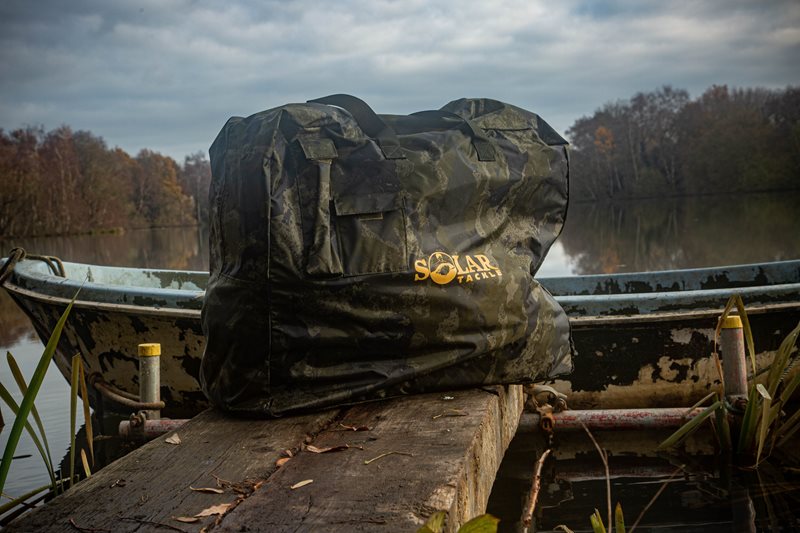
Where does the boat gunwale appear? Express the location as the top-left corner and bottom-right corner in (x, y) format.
(4, 281), (201, 319)
(4, 258), (800, 324)
(6, 278), (799, 326)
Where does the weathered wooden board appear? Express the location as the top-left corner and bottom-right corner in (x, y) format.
(7, 385), (523, 533)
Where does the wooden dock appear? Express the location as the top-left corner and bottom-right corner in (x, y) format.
(7, 385), (523, 532)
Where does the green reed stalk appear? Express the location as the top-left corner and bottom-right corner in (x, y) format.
(5, 353), (55, 488)
(0, 295), (76, 495)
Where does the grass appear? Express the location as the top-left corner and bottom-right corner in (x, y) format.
(0, 289), (96, 518)
(658, 294), (800, 465)
(0, 295), (76, 495)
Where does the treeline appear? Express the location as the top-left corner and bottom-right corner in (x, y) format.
(0, 126), (211, 237)
(567, 85), (800, 200)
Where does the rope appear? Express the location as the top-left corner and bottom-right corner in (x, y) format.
(0, 248), (66, 285)
(90, 375), (166, 410)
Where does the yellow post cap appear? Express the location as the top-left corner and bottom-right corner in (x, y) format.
(721, 315), (743, 329)
(138, 343), (162, 357)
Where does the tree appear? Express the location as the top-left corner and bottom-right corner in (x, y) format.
(566, 84), (799, 201)
(132, 150), (194, 227)
(178, 152), (212, 226)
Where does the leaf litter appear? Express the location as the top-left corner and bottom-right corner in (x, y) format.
(190, 486), (224, 494)
(432, 408), (468, 419)
(195, 503), (232, 517)
(364, 451), (414, 465)
(290, 479), (314, 490)
(305, 443), (363, 454)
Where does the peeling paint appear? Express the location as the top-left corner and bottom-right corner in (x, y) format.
(4, 258), (800, 416)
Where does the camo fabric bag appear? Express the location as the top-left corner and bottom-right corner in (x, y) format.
(201, 94), (572, 416)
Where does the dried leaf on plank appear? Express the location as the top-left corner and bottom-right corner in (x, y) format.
(190, 486), (224, 494)
(174, 516), (200, 523)
(305, 443), (361, 454)
(195, 502), (233, 517)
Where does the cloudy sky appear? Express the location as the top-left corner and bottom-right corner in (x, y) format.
(1, 0), (798, 161)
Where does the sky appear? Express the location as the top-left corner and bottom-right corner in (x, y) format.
(1, 0), (798, 162)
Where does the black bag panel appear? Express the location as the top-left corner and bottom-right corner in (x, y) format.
(332, 194), (408, 276)
(200, 273), (272, 412)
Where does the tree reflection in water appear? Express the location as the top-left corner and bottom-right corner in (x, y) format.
(559, 192), (800, 275)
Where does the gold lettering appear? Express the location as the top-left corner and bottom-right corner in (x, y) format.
(416, 251), (502, 285)
(414, 259), (430, 281)
(475, 254), (500, 271)
(452, 255), (470, 275)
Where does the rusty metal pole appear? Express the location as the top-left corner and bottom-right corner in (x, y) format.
(518, 407), (703, 432)
(138, 343), (161, 420)
(118, 418), (188, 440)
(720, 315), (748, 400)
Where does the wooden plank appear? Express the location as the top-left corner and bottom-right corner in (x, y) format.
(218, 385), (523, 532)
(7, 385), (523, 532)
(5, 409), (341, 532)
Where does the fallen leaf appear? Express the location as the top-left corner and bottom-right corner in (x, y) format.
(174, 516), (200, 523)
(364, 451), (414, 465)
(275, 457), (291, 467)
(165, 433), (181, 445)
(190, 486), (224, 494)
(306, 444), (351, 454)
(195, 503), (232, 517)
(284, 449), (294, 457)
(290, 479), (313, 490)
(432, 408), (468, 420)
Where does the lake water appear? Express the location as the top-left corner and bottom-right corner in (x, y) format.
(0, 192), (799, 521)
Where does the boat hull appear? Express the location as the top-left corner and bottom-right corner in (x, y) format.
(8, 286), (208, 418)
(556, 305), (799, 408)
(4, 259), (800, 415)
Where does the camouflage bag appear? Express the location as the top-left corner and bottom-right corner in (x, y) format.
(201, 94), (572, 416)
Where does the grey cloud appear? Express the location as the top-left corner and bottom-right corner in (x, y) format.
(1, 0), (797, 160)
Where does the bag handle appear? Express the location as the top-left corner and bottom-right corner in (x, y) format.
(409, 110), (496, 161)
(308, 94), (406, 160)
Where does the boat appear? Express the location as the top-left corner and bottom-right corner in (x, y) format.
(2, 254), (799, 417)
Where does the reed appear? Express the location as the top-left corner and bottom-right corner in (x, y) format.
(0, 287), (96, 519)
(0, 295), (75, 495)
(68, 354), (94, 487)
(659, 295), (800, 465)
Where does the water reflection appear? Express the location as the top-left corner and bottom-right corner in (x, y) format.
(0, 226), (209, 271)
(0, 290), (35, 347)
(487, 428), (800, 531)
(558, 192), (800, 274)
(0, 226), (209, 347)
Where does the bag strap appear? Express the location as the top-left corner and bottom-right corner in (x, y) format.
(409, 110), (496, 161)
(308, 94), (406, 160)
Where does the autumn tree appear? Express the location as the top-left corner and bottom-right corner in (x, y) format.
(132, 150), (194, 227)
(567, 85), (798, 200)
(178, 152), (212, 225)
